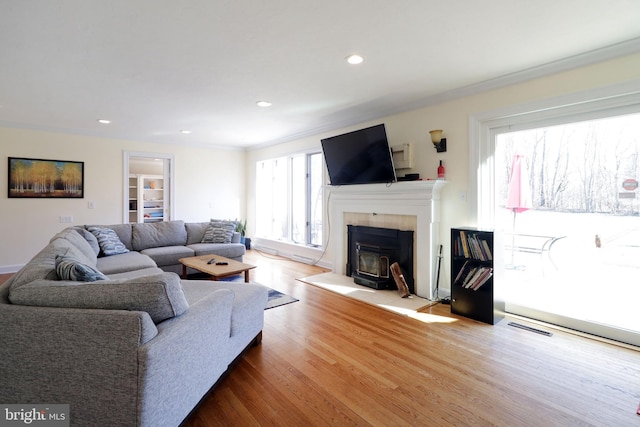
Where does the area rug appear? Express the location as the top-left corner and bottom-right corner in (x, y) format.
(298, 272), (437, 316)
(265, 287), (299, 310)
(187, 274), (298, 310)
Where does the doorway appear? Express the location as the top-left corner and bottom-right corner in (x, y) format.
(123, 152), (175, 224)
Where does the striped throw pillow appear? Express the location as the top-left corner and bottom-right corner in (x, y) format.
(201, 219), (237, 244)
(55, 254), (108, 282)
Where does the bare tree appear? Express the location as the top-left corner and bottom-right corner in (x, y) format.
(578, 124), (601, 212)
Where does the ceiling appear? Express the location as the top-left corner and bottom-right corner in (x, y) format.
(1, 1), (639, 149)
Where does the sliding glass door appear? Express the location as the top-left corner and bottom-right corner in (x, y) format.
(493, 112), (640, 346)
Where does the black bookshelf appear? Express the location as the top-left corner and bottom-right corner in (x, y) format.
(450, 227), (503, 325)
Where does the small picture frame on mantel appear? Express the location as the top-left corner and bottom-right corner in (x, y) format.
(8, 157), (84, 198)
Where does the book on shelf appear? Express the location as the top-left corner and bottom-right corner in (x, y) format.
(453, 260), (470, 284)
(481, 239), (493, 260)
(455, 230), (493, 261)
(453, 262), (475, 287)
(462, 266), (479, 288)
(468, 234), (481, 260)
(471, 270), (493, 290)
(459, 230), (470, 258)
(453, 236), (460, 257)
(469, 268), (493, 290)
(456, 266), (493, 290)
(463, 267), (484, 288)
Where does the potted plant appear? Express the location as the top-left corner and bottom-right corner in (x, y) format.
(235, 219), (251, 249)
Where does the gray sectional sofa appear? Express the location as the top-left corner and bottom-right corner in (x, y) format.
(81, 219), (247, 276)
(0, 220), (268, 427)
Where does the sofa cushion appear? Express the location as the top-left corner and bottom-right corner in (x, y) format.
(181, 281), (268, 338)
(185, 222), (210, 245)
(201, 219), (237, 244)
(74, 227), (101, 256)
(8, 272), (189, 324)
(132, 220), (187, 251)
(9, 240), (67, 289)
(106, 267), (165, 280)
(96, 252), (157, 275)
(88, 226), (130, 256)
(140, 245), (194, 267)
(187, 243), (245, 260)
(51, 228), (98, 266)
(55, 254), (108, 282)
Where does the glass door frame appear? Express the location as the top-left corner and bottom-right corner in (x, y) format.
(469, 80), (640, 346)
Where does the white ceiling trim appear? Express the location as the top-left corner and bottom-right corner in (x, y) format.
(250, 37), (640, 150)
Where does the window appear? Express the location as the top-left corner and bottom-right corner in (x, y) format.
(256, 152), (323, 247)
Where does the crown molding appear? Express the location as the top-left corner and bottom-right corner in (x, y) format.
(255, 37), (640, 150)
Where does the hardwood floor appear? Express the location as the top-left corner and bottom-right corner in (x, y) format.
(181, 250), (640, 426)
(3, 251), (639, 426)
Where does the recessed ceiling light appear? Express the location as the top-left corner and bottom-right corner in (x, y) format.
(180, 130), (191, 134)
(97, 119), (111, 124)
(256, 101), (272, 107)
(346, 54), (364, 65)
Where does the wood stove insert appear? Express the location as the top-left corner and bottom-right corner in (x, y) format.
(346, 225), (414, 293)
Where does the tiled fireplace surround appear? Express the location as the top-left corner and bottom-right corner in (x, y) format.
(329, 180), (445, 299)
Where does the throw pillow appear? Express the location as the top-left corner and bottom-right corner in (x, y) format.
(87, 226), (130, 256)
(55, 254), (108, 282)
(201, 219), (237, 244)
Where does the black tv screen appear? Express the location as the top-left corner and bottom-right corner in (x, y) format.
(321, 124), (397, 186)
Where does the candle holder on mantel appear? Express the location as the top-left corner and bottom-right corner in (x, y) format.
(430, 129), (447, 153)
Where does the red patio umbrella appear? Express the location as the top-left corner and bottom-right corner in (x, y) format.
(506, 154), (532, 265)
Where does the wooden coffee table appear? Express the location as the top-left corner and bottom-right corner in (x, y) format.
(179, 254), (256, 282)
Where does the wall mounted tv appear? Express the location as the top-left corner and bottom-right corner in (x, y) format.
(321, 123), (397, 186)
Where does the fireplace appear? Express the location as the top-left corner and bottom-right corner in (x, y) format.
(347, 225), (414, 293)
(329, 180), (445, 298)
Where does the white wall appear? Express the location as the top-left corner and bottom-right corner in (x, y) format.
(246, 52), (640, 289)
(1, 128), (245, 271)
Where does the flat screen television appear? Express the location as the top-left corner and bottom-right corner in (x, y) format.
(321, 124), (397, 186)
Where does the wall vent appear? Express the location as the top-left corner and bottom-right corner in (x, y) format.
(508, 322), (553, 336)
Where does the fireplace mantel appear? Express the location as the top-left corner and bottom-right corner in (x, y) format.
(328, 180), (446, 298)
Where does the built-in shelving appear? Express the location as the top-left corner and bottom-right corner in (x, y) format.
(128, 175), (166, 223)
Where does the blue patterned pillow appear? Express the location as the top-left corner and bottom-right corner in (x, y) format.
(87, 226), (130, 256)
(55, 254), (108, 282)
(201, 219), (237, 244)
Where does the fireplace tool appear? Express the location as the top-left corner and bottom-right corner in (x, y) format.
(433, 244), (445, 302)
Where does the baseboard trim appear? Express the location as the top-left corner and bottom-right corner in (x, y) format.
(0, 264), (22, 274)
(251, 238), (331, 269)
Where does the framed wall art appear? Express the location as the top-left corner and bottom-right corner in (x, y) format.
(8, 157), (84, 198)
